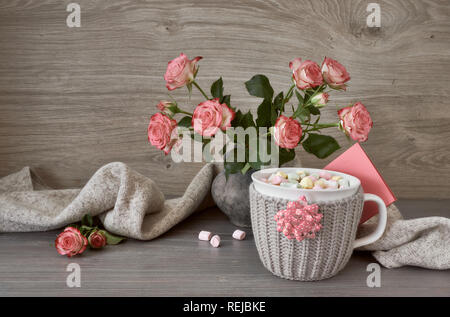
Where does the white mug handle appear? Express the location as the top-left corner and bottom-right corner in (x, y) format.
(353, 193), (387, 249)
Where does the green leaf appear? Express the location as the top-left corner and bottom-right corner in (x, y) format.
(101, 230), (125, 245)
(307, 105), (321, 115)
(302, 133), (340, 159)
(273, 92), (284, 111)
(295, 90), (304, 104)
(220, 95), (231, 108)
(81, 214), (93, 227)
(256, 99), (276, 127)
(245, 75), (274, 100)
(293, 106), (310, 122)
(232, 110), (255, 129)
(278, 148), (296, 166)
(178, 116), (192, 128)
(210, 77), (223, 99)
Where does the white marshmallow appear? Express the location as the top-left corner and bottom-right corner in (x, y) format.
(232, 230), (246, 240)
(198, 231), (212, 241)
(210, 235), (221, 248)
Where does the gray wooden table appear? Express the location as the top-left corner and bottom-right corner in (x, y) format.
(0, 200), (449, 297)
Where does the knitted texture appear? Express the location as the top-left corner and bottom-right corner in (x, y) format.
(250, 184), (364, 281)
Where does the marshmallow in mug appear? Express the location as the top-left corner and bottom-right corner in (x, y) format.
(263, 169), (350, 190)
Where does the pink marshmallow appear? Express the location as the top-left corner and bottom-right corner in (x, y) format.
(198, 231), (212, 241)
(313, 184), (323, 190)
(319, 171), (332, 180)
(307, 175), (317, 182)
(270, 175), (283, 185)
(232, 230), (246, 240)
(210, 235), (221, 248)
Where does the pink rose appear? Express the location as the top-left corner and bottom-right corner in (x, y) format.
(273, 115), (302, 149)
(289, 58), (323, 90)
(311, 92), (329, 108)
(55, 227), (88, 257)
(88, 230), (107, 249)
(157, 100), (178, 117)
(164, 53), (202, 91)
(338, 102), (373, 142)
(148, 113), (178, 154)
(321, 57), (350, 90)
(192, 98), (235, 137)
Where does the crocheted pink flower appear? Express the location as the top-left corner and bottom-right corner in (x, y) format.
(274, 196), (323, 242)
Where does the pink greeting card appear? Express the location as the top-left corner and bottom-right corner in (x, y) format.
(324, 143), (396, 224)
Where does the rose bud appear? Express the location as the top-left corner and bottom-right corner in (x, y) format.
(148, 113), (179, 154)
(321, 57), (350, 90)
(164, 53), (202, 91)
(88, 230), (107, 249)
(157, 100), (179, 117)
(289, 58), (323, 90)
(55, 227), (88, 257)
(192, 98), (235, 137)
(273, 115), (302, 149)
(311, 92), (329, 108)
(338, 102), (373, 142)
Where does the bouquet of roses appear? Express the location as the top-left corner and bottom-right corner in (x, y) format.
(148, 53), (373, 177)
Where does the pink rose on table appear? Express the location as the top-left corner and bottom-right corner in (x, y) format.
(192, 98), (235, 137)
(157, 100), (178, 117)
(148, 113), (178, 154)
(273, 115), (302, 149)
(321, 57), (350, 90)
(164, 53), (202, 91)
(311, 92), (329, 108)
(55, 227), (88, 257)
(88, 230), (107, 249)
(338, 102), (373, 142)
(289, 58), (323, 90)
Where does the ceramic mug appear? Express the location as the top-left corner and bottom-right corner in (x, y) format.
(251, 167), (387, 248)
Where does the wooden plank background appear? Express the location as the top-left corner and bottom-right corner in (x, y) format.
(0, 0), (449, 199)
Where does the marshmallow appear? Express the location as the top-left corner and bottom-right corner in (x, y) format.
(331, 175), (342, 181)
(198, 231), (212, 241)
(232, 230), (246, 240)
(270, 175), (283, 185)
(280, 182), (298, 188)
(315, 178), (328, 189)
(300, 177), (314, 189)
(296, 170), (308, 178)
(319, 171), (332, 180)
(287, 173), (299, 181)
(276, 171), (288, 179)
(210, 235), (221, 248)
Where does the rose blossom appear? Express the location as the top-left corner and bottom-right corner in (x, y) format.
(157, 100), (178, 117)
(88, 230), (107, 249)
(273, 115), (302, 149)
(55, 227), (88, 257)
(164, 53), (202, 91)
(289, 58), (323, 90)
(192, 98), (235, 137)
(148, 113), (178, 154)
(311, 92), (329, 108)
(338, 102), (373, 142)
(321, 57), (350, 90)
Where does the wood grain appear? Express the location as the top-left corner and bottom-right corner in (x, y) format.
(0, 0), (449, 199)
(0, 200), (449, 297)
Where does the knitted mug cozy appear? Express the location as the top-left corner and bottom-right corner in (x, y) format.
(249, 184), (364, 281)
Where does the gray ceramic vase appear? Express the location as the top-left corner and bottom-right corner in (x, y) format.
(211, 169), (254, 227)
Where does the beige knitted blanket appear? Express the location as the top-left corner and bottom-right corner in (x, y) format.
(0, 162), (449, 270)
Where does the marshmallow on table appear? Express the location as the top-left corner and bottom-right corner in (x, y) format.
(232, 230), (246, 240)
(210, 235), (221, 248)
(198, 231), (212, 241)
